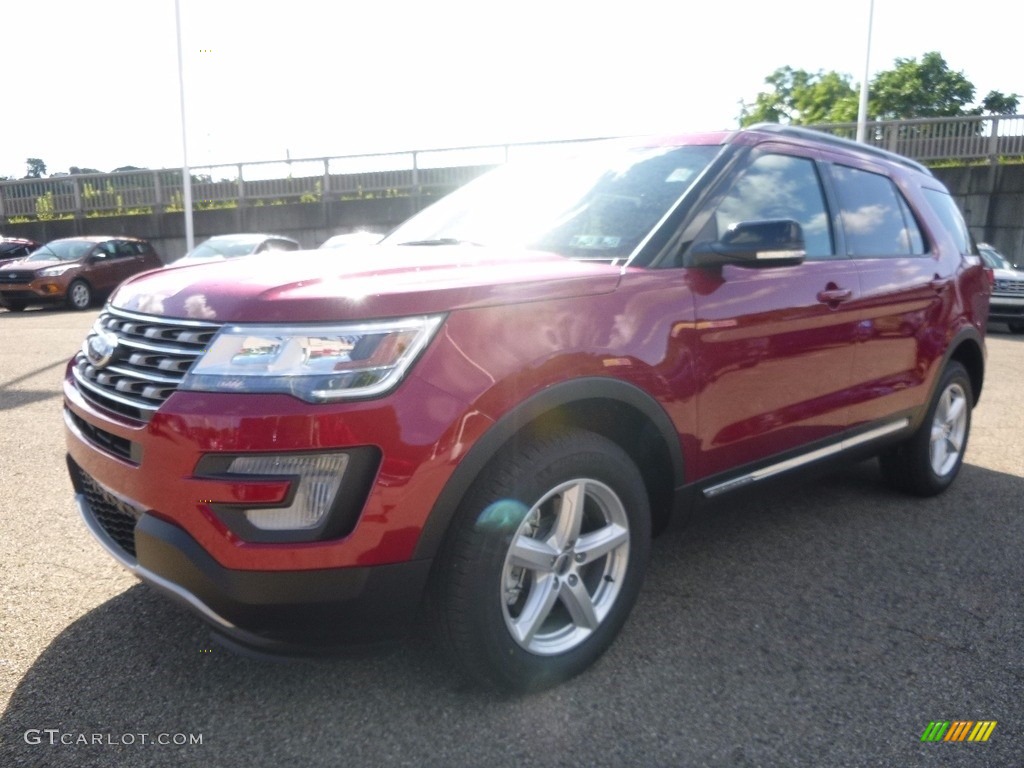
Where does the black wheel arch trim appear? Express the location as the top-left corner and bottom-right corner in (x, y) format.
(413, 376), (685, 560)
(934, 325), (985, 410)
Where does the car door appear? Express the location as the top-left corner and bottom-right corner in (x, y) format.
(825, 162), (956, 424)
(86, 240), (137, 292)
(681, 147), (863, 478)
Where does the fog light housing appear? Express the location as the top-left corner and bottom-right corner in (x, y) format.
(226, 453), (349, 531)
(195, 447), (381, 543)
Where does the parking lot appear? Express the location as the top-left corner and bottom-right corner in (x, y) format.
(1, 307), (1021, 767)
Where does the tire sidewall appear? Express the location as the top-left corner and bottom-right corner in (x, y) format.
(444, 431), (651, 692)
(914, 361), (972, 493)
(67, 280), (91, 310)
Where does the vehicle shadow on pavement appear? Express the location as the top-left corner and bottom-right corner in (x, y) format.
(2, 460), (1021, 768)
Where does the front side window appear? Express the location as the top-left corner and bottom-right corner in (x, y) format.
(831, 165), (926, 257)
(383, 143), (721, 262)
(710, 153), (834, 259)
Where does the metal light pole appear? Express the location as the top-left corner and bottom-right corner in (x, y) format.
(856, 0), (875, 143)
(174, 0), (195, 252)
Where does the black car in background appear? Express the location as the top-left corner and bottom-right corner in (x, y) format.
(0, 237), (43, 267)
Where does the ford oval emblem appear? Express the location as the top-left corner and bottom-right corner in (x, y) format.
(84, 330), (120, 369)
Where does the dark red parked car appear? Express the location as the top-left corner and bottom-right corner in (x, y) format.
(64, 125), (990, 691)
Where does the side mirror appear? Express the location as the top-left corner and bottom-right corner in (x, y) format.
(692, 219), (806, 268)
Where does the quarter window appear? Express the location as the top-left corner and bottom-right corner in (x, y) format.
(830, 165), (926, 257)
(922, 187), (971, 254)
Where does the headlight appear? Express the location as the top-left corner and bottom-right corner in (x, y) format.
(179, 315), (445, 401)
(38, 264), (77, 277)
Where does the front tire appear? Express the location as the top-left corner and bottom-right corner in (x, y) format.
(428, 429), (651, 692)
(66, 279), (92, 310)
(879, 361), (972, 496)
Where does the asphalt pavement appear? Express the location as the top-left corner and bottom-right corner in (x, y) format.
(1, 306), (1021, 768)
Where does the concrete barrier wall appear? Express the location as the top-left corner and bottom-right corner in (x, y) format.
(4, 166), (1023, 264)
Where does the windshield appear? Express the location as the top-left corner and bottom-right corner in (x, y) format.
(184, 238), (261, 261)
(383, 143), (720, 262)
(979, 246), (1013, 270)
(25, 240), (92, 262)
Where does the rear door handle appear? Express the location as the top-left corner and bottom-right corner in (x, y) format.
(930, 275), (951, 293)
(817, 288), (853, 304)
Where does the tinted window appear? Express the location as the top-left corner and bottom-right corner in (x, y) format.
(922, 187), (971, 254)
(831, 165), (925, 257)
(712, 153), (833, 259)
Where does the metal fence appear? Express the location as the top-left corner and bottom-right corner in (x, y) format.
(0, 138), (610, 224)
(811, 114), (1024, 163)
(3, 117), (1023, 224)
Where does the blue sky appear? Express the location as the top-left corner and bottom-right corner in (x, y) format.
(3, 0), (1020, 179)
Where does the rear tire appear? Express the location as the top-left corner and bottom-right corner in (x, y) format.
(427, 428), (651, 692)
(879, 361), (972, 496)
(66, 280), (92, 310)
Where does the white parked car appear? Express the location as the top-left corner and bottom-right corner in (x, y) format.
(319, 231), (383, 249)
(172, 234), (301, 266)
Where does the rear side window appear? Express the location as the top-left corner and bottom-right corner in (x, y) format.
(922, 187), (971, 254)
(830, 165), (926, 257)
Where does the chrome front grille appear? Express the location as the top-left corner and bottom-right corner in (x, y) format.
(73, 307), (221, 422)
(994, 278), (1024, 296)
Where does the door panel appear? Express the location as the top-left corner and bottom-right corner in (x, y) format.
(690, 260), (862, 477)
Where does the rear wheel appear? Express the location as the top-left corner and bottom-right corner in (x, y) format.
(879, 361), (972, 496)
(428, 429), (651, 692)
(66, 280), (92, 310)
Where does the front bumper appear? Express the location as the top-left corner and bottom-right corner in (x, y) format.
(70, 457), (432, 650)
(987, 294), (1024, 323)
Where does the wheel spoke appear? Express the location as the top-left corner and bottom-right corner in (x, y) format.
(560, 577), (600, 631)
(945, 393), (966, 427)
(511, 574), (560, 645)
(508, 535), (558, 572)
(549, 481), (586, 549)
(930, 438), (947, 471)
(575, 523), (629, 563)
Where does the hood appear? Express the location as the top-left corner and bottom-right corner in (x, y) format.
(0, 258), (63, 272)
(110, 246), (622, 323)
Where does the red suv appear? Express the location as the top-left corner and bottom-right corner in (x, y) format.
(64, 125), (990, 691)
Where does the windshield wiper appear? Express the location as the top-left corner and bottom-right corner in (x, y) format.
(396, 238), (484, 247)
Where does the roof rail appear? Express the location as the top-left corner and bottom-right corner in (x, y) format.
(743, 123), (934, 177)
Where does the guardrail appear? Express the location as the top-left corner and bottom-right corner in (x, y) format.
(0, 138), (610, 224)
(3, 117), (1023, 224)
(812, 114), (1024, 163)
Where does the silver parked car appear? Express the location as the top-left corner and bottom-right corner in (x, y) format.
(978, 243), (1024, 333)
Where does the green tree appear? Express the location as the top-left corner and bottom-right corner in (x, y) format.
(870, 52), (974, 119)
(981, 90), (1020, 116)
(24, 158), (47, 178)
(741, 66), (858, 126)
(740, 51), (1018, 126)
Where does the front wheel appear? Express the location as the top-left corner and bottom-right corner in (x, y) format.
(879, 361), (972, 496)
(428, 429), (651, 692)
(66, 280), (92, 311)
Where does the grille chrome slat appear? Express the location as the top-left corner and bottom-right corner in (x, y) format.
(73, 307), (221, 422)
